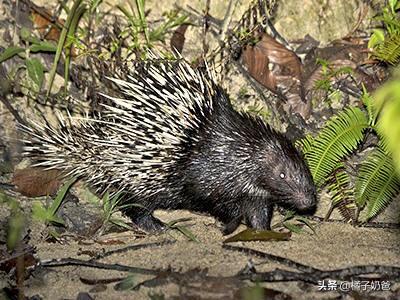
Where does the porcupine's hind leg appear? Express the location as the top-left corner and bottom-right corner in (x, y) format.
(132, 213), (166, 233)
(121, 206), (166, 233)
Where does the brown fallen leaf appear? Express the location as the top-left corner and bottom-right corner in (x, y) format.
(223, 228), (291, 243)
(240, 32), (310, 119)
(0, 234), (37, 276)
(32, 11), (63, 41)
(12, 167), (64, 197)
(170, 24), (189, 54)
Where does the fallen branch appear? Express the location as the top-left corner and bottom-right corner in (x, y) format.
(38, 257), (157, 275)
(225, 245), (400, 284)
(90, 240), (175, 260)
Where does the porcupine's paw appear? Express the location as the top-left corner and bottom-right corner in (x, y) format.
(133, 214), (166, 234)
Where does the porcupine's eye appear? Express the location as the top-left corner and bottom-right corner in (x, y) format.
(279, 173), (285, 179)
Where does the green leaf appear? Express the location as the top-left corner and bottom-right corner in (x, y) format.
(49, 178), (76, 217)
(20, 27), (42, 44)
(282, 210), (296, 221)
(167, 218), (199, 242)
(30, 41), (57, 52)
(114, 274), (137, 291)
(172, 225), (199, 242)
(0, 46), (25, 63)
(374, 79), (400, 173)
(389, 0), (398, 13)
(282, 222), (303, 233)
(63, 3), (87, 93)
(374, 33), (400, 65)
(110, 217), (132, 230)
(47, 0), (86, 96)
(355, 147), (400, 220)
(368, 29), (385, 49)
(26, 58), (45, 90)
(32, 202), (51, 222)
(305, 107), (369, 186)
(167, 218), (193, 227)
(2, 194), (25, 250)
(296, 134), (315, 155)
(134, 0), (149, 44)
(296, 217), (316, 234)
(325, 162), (356, 221)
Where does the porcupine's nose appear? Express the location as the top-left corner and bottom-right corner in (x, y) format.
(294, 190), (317, 214)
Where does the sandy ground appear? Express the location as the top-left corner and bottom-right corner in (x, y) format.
(1, 0), (400, 299)
(1, 207), (393, 299)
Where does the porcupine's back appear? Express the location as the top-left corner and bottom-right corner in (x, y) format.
(21, 57), (219, 197)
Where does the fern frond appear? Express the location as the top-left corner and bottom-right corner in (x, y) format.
(355, 147), (400, 220)
(373, 33), (400, 65)
(360, 84), (377, 126)
(295, 134), (314, 155)
(305, 107), (369, 186)
(326, 163), (356, 221)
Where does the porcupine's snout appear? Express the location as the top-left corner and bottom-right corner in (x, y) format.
(292, 188), (318, 215)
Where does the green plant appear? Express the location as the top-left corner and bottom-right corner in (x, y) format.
(0, 192), (25, 250)
(314, 58), (354, 105)
(117, 0), (188, 55)
(47, 0), (87, 96)
(99, 192), (133, 233)
(371, 70), (400, 174)
(32, 178), (76, 226)
(271, 210), (316, 234)
(166, 218), (199, 242)
(300, 87), (400, 222)
(368, 0), (400, 65)
(0, 28), (57, 94)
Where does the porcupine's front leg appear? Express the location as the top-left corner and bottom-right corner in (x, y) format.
(221, 204), (274, 234)
(245, 203), (274, 231)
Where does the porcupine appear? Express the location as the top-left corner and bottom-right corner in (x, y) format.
(21, 56), (317, 235)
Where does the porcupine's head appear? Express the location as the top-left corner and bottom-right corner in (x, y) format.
(251, 122), (318, 215)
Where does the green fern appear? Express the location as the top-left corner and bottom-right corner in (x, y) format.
(355, 146), (400, 220)
(295, 134), (314, 155)
(305, 107), (369, 186)
(326, 163), (356, 221)
(369, 0), (400, 65)
(373, 33), (400, 65)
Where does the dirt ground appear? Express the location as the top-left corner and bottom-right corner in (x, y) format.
(11, 207), (400, 299)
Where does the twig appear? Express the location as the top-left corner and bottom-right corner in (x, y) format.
(223, 245), (322, 273)
(0, 96), (26, 125)
(90, 240), (175, 261)
(37, 257), (158, 275)
(310, 215), (400, 229)
(219, 0), (239, 44)
(202, 0), (211, 54)
(226, 245), (400, 284)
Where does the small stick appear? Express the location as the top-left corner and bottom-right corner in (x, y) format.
(219, 0), (239, 44)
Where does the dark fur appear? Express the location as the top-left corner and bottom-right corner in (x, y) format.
(121, 86), (317, 234)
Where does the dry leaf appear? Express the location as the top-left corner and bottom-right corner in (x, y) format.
(170, 24), (189, 54)
(241, 32), (310, 119)
(12, 167), (63, 197)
